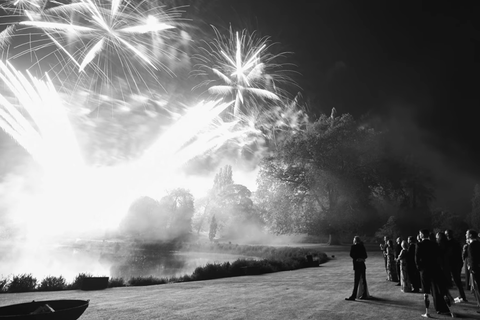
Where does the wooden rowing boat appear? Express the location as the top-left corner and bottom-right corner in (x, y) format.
(0, 299), (89, 320)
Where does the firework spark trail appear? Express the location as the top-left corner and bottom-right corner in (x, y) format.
(194, 27), (296, 117)
(134, 99), (260, 195)
(0, 60), (84, 170)
(0, 61), (262, 240)
(1, 0), (187, 97)
(0, 0), (47, 15)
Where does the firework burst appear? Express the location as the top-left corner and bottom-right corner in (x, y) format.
(194, 27), (297, 117)
(0, 60), (83, 170)
(1, 0), (189, 101)
(0, 0), (50, 15)
(0, 60), (260, 238)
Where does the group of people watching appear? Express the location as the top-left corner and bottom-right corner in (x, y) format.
(381, 229), (480, 317)
(347, 229), (480, 317)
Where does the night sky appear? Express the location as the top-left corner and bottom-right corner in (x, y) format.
(205, 0), (480, 213)
(1, 0), (479, 214)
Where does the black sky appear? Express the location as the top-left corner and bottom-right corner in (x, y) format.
(205, 0), (480, 212)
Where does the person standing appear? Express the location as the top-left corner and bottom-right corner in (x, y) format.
(445, 229), (467, 303)
(467, 229), (480, 310)
(463, 241), (472, 291)
(345, 236), (369, 301)
(407, 236), (421, 293)
(386, 239), (399, 282)
(395, 237), (402, 286)
(436, 232), (452, 288)
(416, 229), (452, 317)
(380, 236), (389, 279)
(397, 240), (412, 292)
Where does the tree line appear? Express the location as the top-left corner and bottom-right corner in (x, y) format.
(119, 112), (480, 244)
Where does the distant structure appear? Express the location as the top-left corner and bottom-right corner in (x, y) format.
(330, 107), (337, 119)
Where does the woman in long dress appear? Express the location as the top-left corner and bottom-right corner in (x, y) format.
(356, 238), (371, 299)
(356, 273), (371, 299)
(386, 239), (399, 282)
(397, 240), (412, 292)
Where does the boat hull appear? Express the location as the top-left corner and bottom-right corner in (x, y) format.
(0, 299), (89, 320)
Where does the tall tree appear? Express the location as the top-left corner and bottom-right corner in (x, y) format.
(160, 188), (195, 240)
(194, 165), (234, 234)
(119, 196), (168, 240)
(256, 113), (381, 243)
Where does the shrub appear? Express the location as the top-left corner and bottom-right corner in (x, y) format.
(38, 276), (66, 291)
(176, 274), (192, 282)
(0, 278), (7, 293)
(108, 277), (125, 288)
(192, 262), (231, 280)
(68, 273), (93, 290)
(128, 276), (167, 286)
(7, 274), (37, 293)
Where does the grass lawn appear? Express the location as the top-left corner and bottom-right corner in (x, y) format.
(1, 244), (479, 319)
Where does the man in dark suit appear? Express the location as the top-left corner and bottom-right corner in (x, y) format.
(445, 229), (467, 302)
(416, 229), (451, 317)
(467, 229), (480, 310)
(345, 236), (368, 301)
(407, 236), (421, 293)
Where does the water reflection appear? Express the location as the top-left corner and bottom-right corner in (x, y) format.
(108, 251), (257, 279)
(0, 239), (258, 281)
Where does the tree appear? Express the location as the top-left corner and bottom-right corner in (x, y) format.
(215, 183), (261, 239)
(209, 214), (217, 241)
(160, 188), (195, 240)
(194, 165), (234, 234)
(119, 196), (168, 240)
(431, 208), (468, 237)
(371, 153), (436, 236)
(256, 113), (381, 243)
(375, 216), (400, 240)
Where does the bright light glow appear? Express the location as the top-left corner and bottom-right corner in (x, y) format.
(0, 61), (258, 241)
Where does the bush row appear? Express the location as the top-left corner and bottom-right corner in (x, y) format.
(0, 246), (328, 293)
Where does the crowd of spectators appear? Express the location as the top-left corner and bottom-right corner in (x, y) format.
(379, 229), (480, 317)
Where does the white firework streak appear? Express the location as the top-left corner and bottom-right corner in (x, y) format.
(1, 0), (184, 96)
(195, 27), (293, 117)
(21, 0), (176, 69)
(0, 62), (257, 238)
(0, 60), (83, 170)
(0, 0), (45, 15)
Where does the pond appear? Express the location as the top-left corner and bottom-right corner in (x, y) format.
(108, 251), (258, 280)
(0, 239), (258, 283)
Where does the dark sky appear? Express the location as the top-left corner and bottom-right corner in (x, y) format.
(205, 0), (480, 212)
(209, 1), (479, 137)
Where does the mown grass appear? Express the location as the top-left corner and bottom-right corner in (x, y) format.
(0, 243), (328, 293)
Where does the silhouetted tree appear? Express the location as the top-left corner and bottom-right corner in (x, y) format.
(256, 113), (381, 243)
